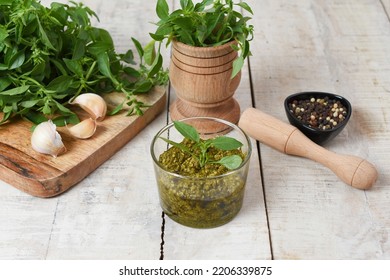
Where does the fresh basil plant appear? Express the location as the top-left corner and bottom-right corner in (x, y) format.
(160, 121), (244, 170)
(150, 0), (254, 78)
(0, 0), (168, 125)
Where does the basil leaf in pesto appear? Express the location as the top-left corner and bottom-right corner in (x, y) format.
(159, 136), (192, 154)
(159, 121), (244, 171)
(173, 121), (200, 143)
(214, 155), (243, 170)
(211, 136), (243, 150)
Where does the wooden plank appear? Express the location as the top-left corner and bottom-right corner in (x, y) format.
(381, 0), (390, 17)
(163, 24), (271, 261)
(164, 75), (271, 259)
(250, 0), (390, 259)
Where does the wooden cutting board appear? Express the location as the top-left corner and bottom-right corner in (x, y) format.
(0, 86), (166, 198)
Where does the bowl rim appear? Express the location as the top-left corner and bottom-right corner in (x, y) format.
(284, 91), (352, 133)
(150, 116), (252, 180)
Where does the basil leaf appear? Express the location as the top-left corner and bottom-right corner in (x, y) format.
(0, 77), (11, 91)
(156, 0), (169, 20)
(94, 28), (114, 47)
(236, 2), (253, 14)
(149, 32), (166, 42)
(121, 49), (135, 64)
(123, 66), (141, 78)
(144, 40), (156, 66)
(53, 100), (73, 114)
(36, 18), (56, 50)
(148, 53), (163, 78)
(63, 59), (83, 77)
(131, 37), (144, 58)
(51, 59), (68, 76)
(159, 136), (192, 154)
(0, 26), (9, 42)
(97, 52), (114, 80)
(8, 50), (25, 70)
(172, 17), (193, 30)
(173, 121), (200, 143)
(87, 42), (112, 56)
(133, 80), (153, 93)
(215, 155), (242, 170)
(108, 101), (125, 116)
(46, 75), (74, 92)
(72, 40), (86, 60)
(211, 136), (243, 150)
(231, 56), (244, 79)
(20, 100), (40, 108)
(0, 85), (29, 96)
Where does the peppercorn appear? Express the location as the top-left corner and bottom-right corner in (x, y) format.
(288, 96), (348, 130)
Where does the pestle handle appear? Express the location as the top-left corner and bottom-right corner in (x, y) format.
(238, 108), (378, 190)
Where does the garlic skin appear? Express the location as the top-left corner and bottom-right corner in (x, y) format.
(66, 118), (97, 139)
(31, 120), (66, 158)
(70, 93), (107, 121)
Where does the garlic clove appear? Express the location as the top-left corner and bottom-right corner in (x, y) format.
(31, 120), (67, 158)
(70, 93), (107, 121)
(66, 118), (97, 139)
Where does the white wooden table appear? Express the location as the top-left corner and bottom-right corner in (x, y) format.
(1, 0), (389, 260)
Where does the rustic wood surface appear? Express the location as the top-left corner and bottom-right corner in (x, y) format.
(0, 0), (389, 260)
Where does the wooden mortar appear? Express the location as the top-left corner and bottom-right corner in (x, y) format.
(169, 40), (241, 128)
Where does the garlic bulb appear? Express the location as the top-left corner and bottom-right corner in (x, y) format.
(70, 93), (107, 121)
(31, 120), (66, 158)
(66, 118), (97, 139)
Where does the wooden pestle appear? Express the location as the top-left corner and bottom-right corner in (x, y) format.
(238, 108), (378, 190)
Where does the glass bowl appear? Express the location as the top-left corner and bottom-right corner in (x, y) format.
(284, 91), (352, 145)
(150, 117), (252, 228)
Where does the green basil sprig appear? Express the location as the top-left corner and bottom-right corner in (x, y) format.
(150, 0), (254, 78)
(160, 121), (244, 170)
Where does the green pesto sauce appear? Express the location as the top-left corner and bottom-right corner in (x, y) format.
(157, 138), (248, 228)
(158, 138), (245, 177)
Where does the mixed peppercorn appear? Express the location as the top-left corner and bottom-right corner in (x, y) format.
(288, 96), (348, 130)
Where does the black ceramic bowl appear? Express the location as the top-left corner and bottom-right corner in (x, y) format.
(284, 91), (352, 145)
